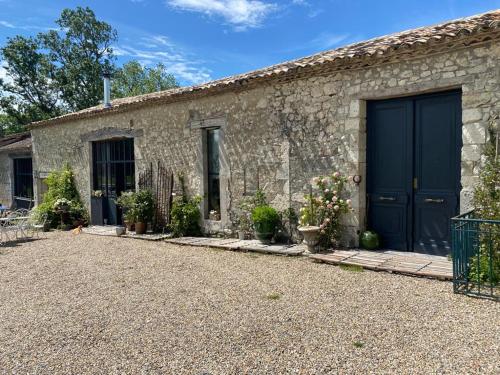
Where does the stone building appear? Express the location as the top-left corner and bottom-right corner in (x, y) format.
(29, 10), (499, 255)
(0, 132), (33, 209)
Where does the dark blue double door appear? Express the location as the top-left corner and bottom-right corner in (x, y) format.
(367, 91), (461, 255)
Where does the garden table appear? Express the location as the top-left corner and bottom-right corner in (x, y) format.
(0, 215), (30, 243)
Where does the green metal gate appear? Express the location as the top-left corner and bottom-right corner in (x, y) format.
(451, 211), (499, 300)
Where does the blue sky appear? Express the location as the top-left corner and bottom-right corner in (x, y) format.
(0, 0), (498, 86)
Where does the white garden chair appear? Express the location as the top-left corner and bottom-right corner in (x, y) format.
(26, 212), (48, 238)
(12, 209), (30, 240)
(0, 213), (20, 243)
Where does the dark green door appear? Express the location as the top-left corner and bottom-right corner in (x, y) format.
(367, 91), (461, 255)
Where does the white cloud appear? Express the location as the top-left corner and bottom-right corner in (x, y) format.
(310, 33), (349, 50)
(168, 62), (212, 84)
(166, 0), (277, 30)
(114, 35), (212, 85)
(0, 20), (15, 28)
(0, 62), (13, 85)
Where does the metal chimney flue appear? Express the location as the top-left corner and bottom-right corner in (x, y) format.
(103, 72), (111, 108)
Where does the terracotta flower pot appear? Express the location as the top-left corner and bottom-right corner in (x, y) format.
(124, 220), (134, 232)
(135, 222), (147, 235)
(298, 226), (321, 253)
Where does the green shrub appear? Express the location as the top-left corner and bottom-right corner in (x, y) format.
(469, 128), (500, 283)
(168, 174), (202, 237)
(469, 243), (500, 284)
(33, 164), (87, 228)
(115, 191), (136, 222)
(170, 195), (202, 237)
(252, 205), (280, 238)
(134, 190), (154, 223)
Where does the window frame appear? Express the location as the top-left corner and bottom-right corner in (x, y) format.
(13, 157), (33, 200)
(204, 127), (221, 219)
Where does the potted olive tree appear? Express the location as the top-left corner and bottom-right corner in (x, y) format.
(116, 191), (136, 231)
(133, 190), (154, 235)
(251, 205), (280, 243)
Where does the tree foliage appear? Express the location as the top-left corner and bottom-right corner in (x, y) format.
(0, 7), (116, 127)
(112, 61), (178, 99)
(39, 7), (117, 112)
(469, 124), (500, 283)
(1, 6), (179, 134)
(0, 35), (61, 125)
(473, 126), (500, 221)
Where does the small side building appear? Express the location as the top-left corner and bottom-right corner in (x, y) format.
(0, 132), (34, 209)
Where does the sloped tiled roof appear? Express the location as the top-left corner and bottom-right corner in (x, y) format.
(0, 132), (31, 152)
(30, 9), (500, 129)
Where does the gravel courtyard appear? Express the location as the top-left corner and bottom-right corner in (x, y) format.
(0, 232), (498, 374)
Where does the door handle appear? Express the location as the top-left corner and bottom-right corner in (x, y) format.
(424, 198), (444, 203)
(379, 196), (396, 201)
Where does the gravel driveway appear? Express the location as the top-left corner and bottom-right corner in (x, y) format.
(0, 232), (498, 374)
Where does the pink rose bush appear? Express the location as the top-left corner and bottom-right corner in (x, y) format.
(300, 171), (353, 248)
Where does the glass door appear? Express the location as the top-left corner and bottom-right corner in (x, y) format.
(92, 138), (135, 225)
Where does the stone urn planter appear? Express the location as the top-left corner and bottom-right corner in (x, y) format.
(115, 226), (126, 236)
(298, 226), (321, 253)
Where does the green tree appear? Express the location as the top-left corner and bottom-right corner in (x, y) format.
(0, 35), (62, 125)
(39, 6), (117, 111)
(1, 6), (181, 134)
(0, 6), (117, 127)
(0, 113), (24, 136)
(112, 61), (178, 99)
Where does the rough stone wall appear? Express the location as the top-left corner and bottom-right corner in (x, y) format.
(252, 41), (499, 245)
(31, 40), (500, 245)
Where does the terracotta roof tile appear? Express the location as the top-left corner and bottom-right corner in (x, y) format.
(0, 137), (32, 152)
(30, 9), (500, 129)
(0, 132), (31, 150)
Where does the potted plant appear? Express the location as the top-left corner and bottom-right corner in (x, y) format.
(298, 172), (353, 253)
(116, 191), (136, 231)
(53, 198), (72, 229)
(251, 205), (280, 243)
(133, 190), (154, 235)
(237, 211), (252, 240)
(90, 190), (104, 225)
(209, 210), (221, 221)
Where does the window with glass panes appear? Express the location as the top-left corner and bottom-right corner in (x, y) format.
(206, 128), (220, 215)
(92, 139), (135, 196)
(13, 158), (33, 199)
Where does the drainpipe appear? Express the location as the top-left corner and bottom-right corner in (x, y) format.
(103, 72), (111, 108)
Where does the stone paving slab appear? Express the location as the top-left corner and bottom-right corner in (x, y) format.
(165, 237), (305, 256)
(83, 226), (170, 241)
(310, 250), (452, 280)
(85, 231), (451, 278)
